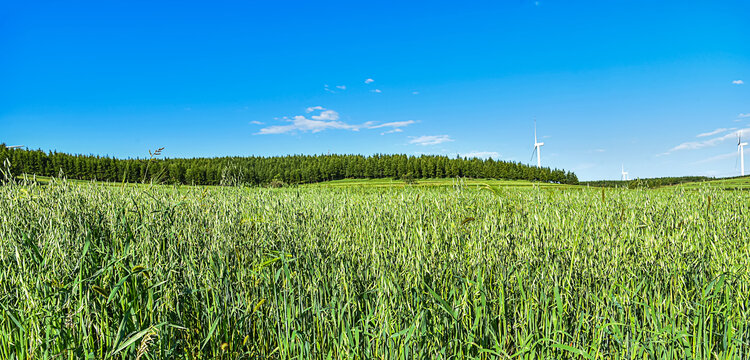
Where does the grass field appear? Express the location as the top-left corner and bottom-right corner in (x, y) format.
(310, 178), (571, 189)
(1, 178), (749, 359)
(674, 176), (750, 190)
(18, 173), (750, 191)
(15, 175), (570, 189)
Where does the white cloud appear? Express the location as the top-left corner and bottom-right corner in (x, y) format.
(462, 151), (500, 159)
(663, 127), (750, 154)
(732, 80), (744, 85)
(696, 128), (731, 138)
(257, 108), (416, 135)
(311, 110), (340, 121)
(368, 120), (416, 129)
(409, 135), (454, 146)
(257, 107), (360, 134)
(381, 128), (403, 135)
(594, 149), (605, 153)
(256, 124), (295, 135)
(250, 120), (264, 125)
(324, 85), (346, 92)
(739, 113), (750, 118)
(364, 78), (374, 84)
(412, 91), (419, 95)
(370, 120), (416, 135)
(257, 115), (359, 134)
(371, 89), (382, 93)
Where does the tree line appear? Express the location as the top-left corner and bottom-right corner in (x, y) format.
(0, 144), (579, 186)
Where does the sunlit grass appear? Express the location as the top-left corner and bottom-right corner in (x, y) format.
(1, 179), (749, 358)
(675, 176), (750, 190)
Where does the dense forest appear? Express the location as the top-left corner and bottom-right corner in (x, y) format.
(580, 176), (714, 188)
(0, 144), (579, 185)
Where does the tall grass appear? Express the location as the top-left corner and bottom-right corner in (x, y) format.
(1, 180), (749, 358)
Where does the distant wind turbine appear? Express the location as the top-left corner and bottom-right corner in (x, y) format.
(7, 145), (24, 149)
(530, 119), (544, 167)
(739, 130), (747, 176)
(621, 164), (629, 181)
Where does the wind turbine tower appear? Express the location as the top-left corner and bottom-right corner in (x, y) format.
(531, 120), (544, 167)
(740, 130), (748, 176)
(621, 164), (629, 181)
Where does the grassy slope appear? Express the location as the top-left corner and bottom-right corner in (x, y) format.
(15, 175), (575, 189)
(18, 173), (750, 191)
(672, 176), (750, 190)
(15, 175), (175, 189)
(310, 178), (573, 189)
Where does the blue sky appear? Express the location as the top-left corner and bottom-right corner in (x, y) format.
(1, 0), (748, 180)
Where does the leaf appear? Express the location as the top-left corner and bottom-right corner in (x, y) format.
(426, 285), (456, 320)
(2, 308), (25, 334)
(21, 232), (43, 265)
(107, 274), (132, 303)
(80, 239), (90, 265)
(91, 285), (108, 298)
(201, 317), (220, 351)
(253, 299), (266, 313)
(478, 348), (504, 357)
(551, 343), (593, 360)
(703, 274), (725, 298)
(110, 304), (133, 354)
(256, 256), (281, 272)
(390, 325), (412, 339)
(554, 286), (563, 316)
(110, 322), (166, 357)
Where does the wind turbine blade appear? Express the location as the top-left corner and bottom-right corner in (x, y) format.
(530, 146), (537, 162)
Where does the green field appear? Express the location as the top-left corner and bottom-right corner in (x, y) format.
(1, 179), (749, 359)
(674, 176), (750, 190)
(20, 173), (749, 191)
(310, 178), (570, 189)
(16, 175), (567, 190)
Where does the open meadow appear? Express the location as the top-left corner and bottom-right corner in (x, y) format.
(1, 179), (749, 359)
(4, 1), (749, 358)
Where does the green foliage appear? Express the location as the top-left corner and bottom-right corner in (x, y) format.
(1, 181), (749, 358)
(0, 144), (579, 186)
(266, 175), (288, 188)
(401, 171), (417, 184)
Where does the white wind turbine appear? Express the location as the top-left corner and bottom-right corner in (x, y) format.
(739, 130), (748, 176)
(621, 164), (629, 181)
(530, 119), (544, 167)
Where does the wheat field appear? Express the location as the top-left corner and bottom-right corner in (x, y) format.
(1, 179), (749, 359)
